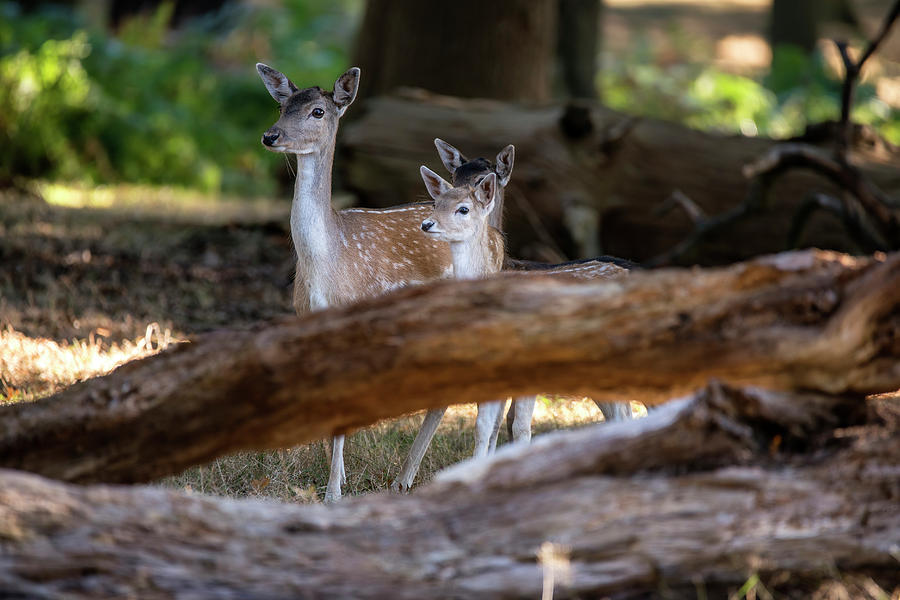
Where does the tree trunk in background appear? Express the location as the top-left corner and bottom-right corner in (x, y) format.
(353, 0), (556, 102)
(770, 0), (820, 54)
(557, 0), (601, 99)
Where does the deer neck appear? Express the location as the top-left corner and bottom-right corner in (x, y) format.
(290, 146), (341, 263)
(449, 226), (500, 280)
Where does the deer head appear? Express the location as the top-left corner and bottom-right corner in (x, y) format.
(256, 64), (360, 155)
(434, 139), (515, 187)
(419, 167), (496, 243)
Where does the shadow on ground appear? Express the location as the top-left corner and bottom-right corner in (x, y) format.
(0, 189), (295, 342)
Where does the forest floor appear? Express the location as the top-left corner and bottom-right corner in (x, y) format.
(0, 184), (632, 502)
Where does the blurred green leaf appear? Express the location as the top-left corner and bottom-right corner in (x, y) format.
(0, 0), (361, 194)
(602, 34), (899, 145)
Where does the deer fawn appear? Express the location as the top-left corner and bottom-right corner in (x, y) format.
(390, 143), (634, 493)
(256, 64), (456, 503)
(389, 148), (520, 494)
(420, 169), (509, 459)
(437, 139), (635, 423)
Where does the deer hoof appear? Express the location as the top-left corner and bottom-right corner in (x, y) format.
(389, 479), (409, 494)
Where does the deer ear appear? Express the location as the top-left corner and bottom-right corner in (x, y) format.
(420, 166), (452, 201)
(474, 172), (497, 210)
(434, 138), (467, 174)
(333, 67), (361, 116)
(256, 63), (298, 104)
(495, 144), (515, 186)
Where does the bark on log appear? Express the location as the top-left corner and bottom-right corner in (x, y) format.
(0, 383), (896, 599)
(1, 250), (899, 485)
(338, 92), (900, 264)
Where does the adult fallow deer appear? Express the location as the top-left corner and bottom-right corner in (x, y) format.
(256, 64), (455, 502)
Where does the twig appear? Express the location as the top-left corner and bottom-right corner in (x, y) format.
(654, 189), (707, 224)
(648, 140), (899, 265)
(787, 192), (886, 253)
(833, 0), (900, 162)
(745, 143), (898, 228)
(644, 180), (771, 268)
(742, 143), (843, 180)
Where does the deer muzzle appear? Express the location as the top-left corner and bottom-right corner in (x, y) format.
(262, 129), (282, 147)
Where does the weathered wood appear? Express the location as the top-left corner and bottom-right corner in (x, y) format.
(0, 383), (896, 599)
(339, 92), (900, 263)
(1, 250), (898, 485)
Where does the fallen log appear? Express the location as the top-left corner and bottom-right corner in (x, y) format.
(1, 249), (898, 485)
(339, 92), (900, 263)
(0, 383), (896, 599)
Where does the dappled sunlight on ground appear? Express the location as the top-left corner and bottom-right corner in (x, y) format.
(0, 324), (176, 403)
(36, 181), (289, 225)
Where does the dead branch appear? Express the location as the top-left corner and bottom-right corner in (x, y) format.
(788, 192), (886, 253)
(0, 382), (895, 599)
(643, 186), (764, 267)
(0, 250), (898, 485)
(834, 0), (900, 161)
(654, 189), (708, 224)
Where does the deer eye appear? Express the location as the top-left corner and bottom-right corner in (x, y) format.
(311, 108), (325, 118)
(456, 206), (469, 215)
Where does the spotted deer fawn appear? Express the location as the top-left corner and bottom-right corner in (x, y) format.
(256, 64), (456, 503)
(391, 142), (634, 493)
(420, 170), (508, 459)
(437, 139), (635, 422)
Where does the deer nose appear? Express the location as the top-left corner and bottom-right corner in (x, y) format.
(421, 220), (434, 232)
(262, 130), (280, 146)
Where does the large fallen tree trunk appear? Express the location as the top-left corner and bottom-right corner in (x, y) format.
(339, 92), (900, 263)
(0, 383), (896, 599)
(1, 250), (899, 484)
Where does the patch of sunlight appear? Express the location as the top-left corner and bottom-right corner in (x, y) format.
(877, 76), (900, 109)
(0, 323), (183, 403)
(35, 181), (290, 225)
(715, 34), (771, 71)
(402, 396), (647, 433)
(534, 395), (603, 427)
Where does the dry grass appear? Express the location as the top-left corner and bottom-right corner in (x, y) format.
(164, 397), (633, 503)
(0, 324), (175, 403)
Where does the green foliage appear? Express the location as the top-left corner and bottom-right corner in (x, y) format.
(0, 1), (360, 194)
(603, 38), (900, 144)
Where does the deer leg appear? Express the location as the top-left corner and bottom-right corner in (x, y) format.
(324, 435), (345, 503)
(474, 401), (504, 458)
(390, 408), (446, 493)
(595, 400), (632, 422)
(487, 399), (508, 454)
(511, 396), (536, 443)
